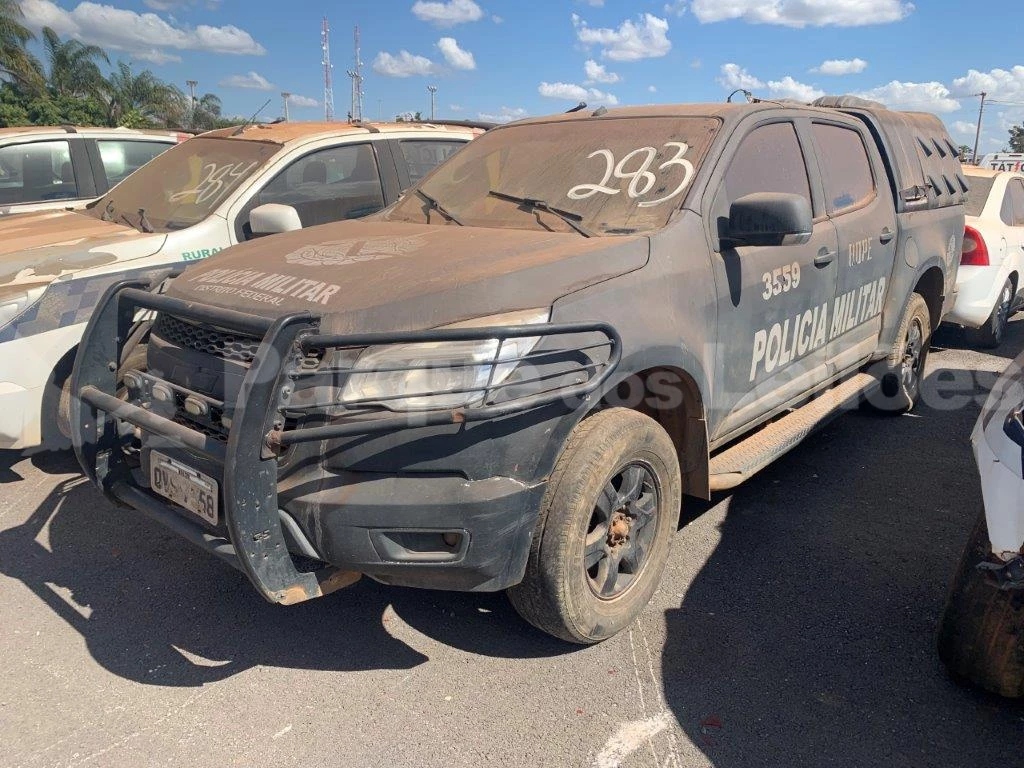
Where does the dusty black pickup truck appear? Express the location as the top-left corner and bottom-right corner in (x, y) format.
(72, 97), (965, 643)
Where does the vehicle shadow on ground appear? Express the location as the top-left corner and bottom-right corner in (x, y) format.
(662, 345), (1024, 765)
(0, 452), (568, 688)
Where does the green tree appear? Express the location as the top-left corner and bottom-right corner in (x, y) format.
(189, 92), (222, 131)
(1010, 125), (1024, 153)
(41, 27), (107, 99)
(102, 61), (184, 127)
(0, 0), (43, 95)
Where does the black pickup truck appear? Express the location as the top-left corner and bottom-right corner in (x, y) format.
(72, 96), (965, 643)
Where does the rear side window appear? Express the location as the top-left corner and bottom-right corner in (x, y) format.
(1009, 180), (1024, 227)
(98, 140), (172, 186)
(812, 123), (875, 214)
(723, 122), (811, 208)
(256, 143), (386, 228)
(399, 140), (465, 186)
(964, 175), (996, 217)
(0, 140), (77, 205)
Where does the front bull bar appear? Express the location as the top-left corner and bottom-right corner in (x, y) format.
(71, 280), (620, 605)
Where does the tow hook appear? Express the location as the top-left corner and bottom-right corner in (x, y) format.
(977, 555), (1024, 590)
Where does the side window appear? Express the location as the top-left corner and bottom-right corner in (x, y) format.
(1001, 185), (1016, 226)
(723, 122), (811, 210)
(1010, 180), (1024, 227)
(399, 140), (466, 186)
(0, 140), (78, 205)
(256, 143), (385, 228)
(98, 140), (171, 187)
(811, 123), (875, 214)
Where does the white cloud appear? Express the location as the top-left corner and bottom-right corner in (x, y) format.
(491, 15), (503, 23)
(478, 106), (528, 123)
(648, 85), (657, 93)
(219, 71), (274, 90)
(767, 76), (824, 102)
(437, 37), (475, 70)
(582, 0), (604, 5)
(951, 66), (1024, 102)
(411, 0), (483, 27)
(19, 0), (264, 61)
(449, 103), (463, 112)
(538, 81), (618, 106)
(663, 1), (687, 16)
(373, 50), (436, 78)
(952, 121), (976, 137)
(718, 63), (764, 91)
(812, 57), (868, 76)
(288, 95), (319, 109)
(856, 80), (960, 113)
(144, 0), (221, 9)
(573, 13), (671, 61)
(584, 59), (620, 84)
(691, 0), (914, 27)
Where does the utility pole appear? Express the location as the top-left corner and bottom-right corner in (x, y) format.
(346, 26), (364, 121)
(281, 92), (291, 122)
(321, 17), (335, 121)
(973, 91), (987, 166)
(427, 84), (437, 121)
(186, 79), (198, 129)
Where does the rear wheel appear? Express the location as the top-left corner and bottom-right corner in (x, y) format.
(937, 510), (1024, 698)
(969, 278), (1013, 349)
(507, 408), (682, 644)
(868, 292), (930, 414)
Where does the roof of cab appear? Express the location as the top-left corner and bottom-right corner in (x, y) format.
(0, 125), (181, 139)
(200, 120), (486, 145)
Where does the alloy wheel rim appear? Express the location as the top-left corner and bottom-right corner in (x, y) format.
(584, 462), (660, 600)
(902, 318), (924, 390)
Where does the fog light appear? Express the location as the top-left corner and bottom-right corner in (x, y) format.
(183, 396), (208, 417)
(151, 383), (173, 403)
(442, 532), (462, 548)
(122, 371), (143, 391)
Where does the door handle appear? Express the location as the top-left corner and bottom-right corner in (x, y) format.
(879, 227), (895, 244)
(814, 248), (835, 267)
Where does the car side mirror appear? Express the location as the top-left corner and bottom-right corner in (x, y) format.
(249, 203), (302, 237)
(722, 192), (813, 248)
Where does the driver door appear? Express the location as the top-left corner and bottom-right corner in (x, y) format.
(710, 119), (839, 440)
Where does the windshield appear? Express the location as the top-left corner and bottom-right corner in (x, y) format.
(85, 136), (280, 232)
(964, 174), (996, 217)
(385, 116), (720, 236)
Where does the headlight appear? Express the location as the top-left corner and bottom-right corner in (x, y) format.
(341, 308), (550, 411)
(0, 284), (48, 331)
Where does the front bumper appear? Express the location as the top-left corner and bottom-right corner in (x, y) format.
(72, 281), (618, 603)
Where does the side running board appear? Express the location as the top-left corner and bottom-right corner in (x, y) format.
(708, 372), (878, 491)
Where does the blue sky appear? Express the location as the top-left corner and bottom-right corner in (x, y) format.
(15, 0), (1024, 153)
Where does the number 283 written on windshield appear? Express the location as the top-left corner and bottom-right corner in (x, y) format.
(567, 143), (695, 208)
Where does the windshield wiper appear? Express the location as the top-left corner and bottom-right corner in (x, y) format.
(415, 189), (463, 226)
(101, 200), (115, 222)
(137, 208), (154, 234)
(487, 190), (593, 237)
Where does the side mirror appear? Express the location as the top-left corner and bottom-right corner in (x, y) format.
(249, 203), (302, 236)
(722, 192), (813, 248)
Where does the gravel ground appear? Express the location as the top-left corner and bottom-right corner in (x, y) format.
(2, 322), (1023, 768)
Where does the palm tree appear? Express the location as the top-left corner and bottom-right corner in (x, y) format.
(102, 61), (184, 127)
(42, 27), (107, 98)
(190, 92), (222, 131)
(0, 0), (43, 94)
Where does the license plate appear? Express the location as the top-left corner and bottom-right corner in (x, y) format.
(150, 451), (219, 525)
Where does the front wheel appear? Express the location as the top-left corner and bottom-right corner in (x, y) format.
(507, 408), (682, 644)
(868, 293), (931, 414)
(969, 278), (1013, 349)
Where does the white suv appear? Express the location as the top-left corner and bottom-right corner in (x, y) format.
(945, 166), (1024, 347)
(0, 126), (184, 216)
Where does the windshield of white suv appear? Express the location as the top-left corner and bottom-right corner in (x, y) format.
(85, 136), (280, 233)
(385, 116), (721, 236)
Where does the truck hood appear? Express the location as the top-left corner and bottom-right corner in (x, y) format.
(166, 220), (648, 334)
(0, 209), (165, 286)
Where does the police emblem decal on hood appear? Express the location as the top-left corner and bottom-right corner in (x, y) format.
(284, 235), (429, 267)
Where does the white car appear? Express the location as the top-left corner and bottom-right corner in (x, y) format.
(0, 120), (482, 449)
(0, 126), (184, 216)
(938, 352), (1024, 698)
(944, 166), (1024, 347)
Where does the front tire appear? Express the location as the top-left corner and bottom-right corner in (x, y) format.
(507, 408), (682, 644)
(937, 510), (1024, 698)
(868, 292), (931, 414)
(969, 278), (1012, 349)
